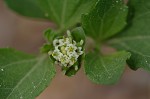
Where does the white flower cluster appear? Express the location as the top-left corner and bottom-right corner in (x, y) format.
(48, 31), (84, 67)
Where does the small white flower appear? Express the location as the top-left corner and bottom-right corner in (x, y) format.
(68, 51), (78, 60)
(53, 39), (59, 46)
(67, 44), (77, 53)
(52, 49), (62, 60)
(49, 30), (84, 67)
(76, 47), (83, 55)
(59, 55), (70, 67)
(64, 38), (71, 45)
(69, 56), (77, 66)
(59, 39), (65, 46)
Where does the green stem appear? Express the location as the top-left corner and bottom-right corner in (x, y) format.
(94, 42), (102, 54)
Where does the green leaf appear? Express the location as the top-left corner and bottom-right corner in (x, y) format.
(71, 27), (85, 43)
(108, 0), (150, 71)
(82, 0), (128, 41)
(5, 0), (98, 31)
(40, 44), (53, 53)
(0, 48), (56, 99)
(44, 28), (57, 42)
(84, 51), (130, 85)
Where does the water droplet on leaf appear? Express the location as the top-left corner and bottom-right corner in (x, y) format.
(1, 69), (4, 71)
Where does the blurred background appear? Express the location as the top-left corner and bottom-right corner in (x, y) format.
(1, 1), (150, 99)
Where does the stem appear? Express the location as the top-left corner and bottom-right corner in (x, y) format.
(94, 41), (102, 55)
